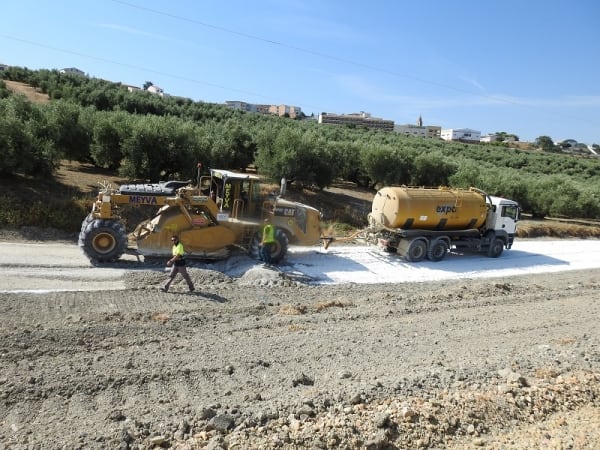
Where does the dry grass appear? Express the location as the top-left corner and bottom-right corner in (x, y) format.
(278, 304), (308, 315)
(56, 161), (130, 194)
(314, 300), (352, 311)
(279, 300), (352, 316)
(4, 80), (50, 104)
(552, 336), (577, 346)
(535, 367), (560, 379)
(151, 312), (170, 323)
(517, 220), (600, 239)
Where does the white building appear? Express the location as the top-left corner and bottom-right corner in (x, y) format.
(440, 128), (481, 143)
(395, 124), (441, 139)
(123, 84), (141, 93)
(60, 67), (85, 77)
(481, 133), (518, 143)
(147, 85), (164, 96)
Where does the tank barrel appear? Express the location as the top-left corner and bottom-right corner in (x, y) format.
(371, 186), (488, 231)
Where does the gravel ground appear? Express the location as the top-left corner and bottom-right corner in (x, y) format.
(1, 237), (600, 449)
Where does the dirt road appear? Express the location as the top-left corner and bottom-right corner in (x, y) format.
(1, 241), (599, 449)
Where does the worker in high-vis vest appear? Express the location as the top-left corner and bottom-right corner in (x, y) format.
(260, 219), (276, 264)
(160, 235), (195, 293)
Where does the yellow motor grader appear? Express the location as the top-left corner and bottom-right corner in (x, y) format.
(78, 168), (323, 263)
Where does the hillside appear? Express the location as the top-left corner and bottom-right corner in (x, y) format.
(1, 75), (599, 237)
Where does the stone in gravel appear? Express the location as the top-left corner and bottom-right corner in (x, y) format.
(375, 412), (390, 428)
(197, 407), (217, 420)
(149, 435), (166, 446)
(497, 383), (513, 395)
(338, 370), (352, 379)
(207, 414), (235, 432)
(349, 393), (364, 405)
(292, 373), (314, 387)
(296, 404), (315, 418)
(365, 428), (389, 449)
(401, 405), (416, 420)
(206, 435), (226, 450)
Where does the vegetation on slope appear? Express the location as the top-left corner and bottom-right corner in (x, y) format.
(1, 67), (600, 235)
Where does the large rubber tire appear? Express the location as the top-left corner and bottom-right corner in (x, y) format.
(250, 228), (289, 264)
(80, 214), (94, 233)
(405, 239), (427, 262)
(427, 239), (448, 262)
(487, 237), (504, 258)
(79, 219), (127, 263)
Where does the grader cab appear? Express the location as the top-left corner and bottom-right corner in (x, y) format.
(79, 169), (323, 263)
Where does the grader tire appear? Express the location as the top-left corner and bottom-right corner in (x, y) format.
(79, 219), (127, 263)
(80, 214), (94, 232)
(250, 228), (290, 264)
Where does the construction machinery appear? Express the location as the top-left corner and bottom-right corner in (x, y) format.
(366, 186), (520, 261)
(79, 168), (322, 263)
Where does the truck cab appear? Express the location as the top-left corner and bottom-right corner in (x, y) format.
(486, 196), (520, 249)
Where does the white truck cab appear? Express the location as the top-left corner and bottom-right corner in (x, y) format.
(487, 196), (520, 248)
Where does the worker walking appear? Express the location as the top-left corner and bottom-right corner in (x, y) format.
(260, 220), (276, 265)
(160, 235), (195, 292)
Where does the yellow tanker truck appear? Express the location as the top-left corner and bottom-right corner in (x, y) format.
(367, 186), (520, 262)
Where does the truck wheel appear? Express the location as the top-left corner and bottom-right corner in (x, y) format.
(79, 219), (127, 263)
(427, 239), (448, 262)
(487, 238), (504, 258)
(250, 228), (289, 264)
(405, 239), (427, 262)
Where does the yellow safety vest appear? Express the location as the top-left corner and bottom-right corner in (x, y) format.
(172, 242), (185, 256)
(262, 224), (275, 244)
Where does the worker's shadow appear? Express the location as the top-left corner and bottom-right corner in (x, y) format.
(188, 291), (227, 303)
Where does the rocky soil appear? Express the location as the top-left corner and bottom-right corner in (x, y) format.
(1, 240), (600, 449)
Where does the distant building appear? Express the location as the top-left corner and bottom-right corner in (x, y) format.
(481, 133), (518, 143)
(226, 101), (256, 112)
(318, 111), (394, 131)
(147, 85), (164, 96)
(440, 128), (481, 143)
(395, 124), (428, 137)
(225, 101), (271, 113)
(394, 123), (442, 139)
(0, 63), (8, 72)
(480, 134), (499, 143)
(268, 104), (302, 118)
(255, 104), (270, 114)
(60, 67), (85, 77)
(122, 84), (142, 93)
(226, 101), (301, 117)
(394, 116), (441, 138)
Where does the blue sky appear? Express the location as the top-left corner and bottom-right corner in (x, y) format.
(2, 0), (599, 144)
